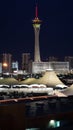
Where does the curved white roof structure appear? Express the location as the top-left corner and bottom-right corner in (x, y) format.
(20, 78), (36, 85)
(37, 70), (64, 87)
(0, 78), (19, 85)
(19, 70), (65, 88)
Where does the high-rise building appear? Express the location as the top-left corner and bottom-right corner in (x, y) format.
(2, 53), (12, 73)
(32, 4), (41, 62)
(49, 56), (58, 62)
(22, 53), (31, 73)
(12, 61), (19, 72)
(65, 56), (73, 70)
(49, 61), (69, 74)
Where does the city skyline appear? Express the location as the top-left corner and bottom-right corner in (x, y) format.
(0, 0), (73, 62)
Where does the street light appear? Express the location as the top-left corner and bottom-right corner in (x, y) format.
(3, 63), (8, 67)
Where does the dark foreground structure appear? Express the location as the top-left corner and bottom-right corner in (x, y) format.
(0, 95), (73, 130)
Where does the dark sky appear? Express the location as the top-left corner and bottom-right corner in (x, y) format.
(0, 0), (73, 62)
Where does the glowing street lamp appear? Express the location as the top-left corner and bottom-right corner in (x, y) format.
(2, 62), (8, 74)
(3, 63), (8, 67)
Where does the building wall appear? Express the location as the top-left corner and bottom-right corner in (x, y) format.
(65, 56), (73, 70)
(0, 63), (2, 74)
(2, 53), (12, 73)
(32, 62), (52, 73)
(32, 61), (69, 74)
(22, 53), (31, 73)
(12, 61), (19, 72)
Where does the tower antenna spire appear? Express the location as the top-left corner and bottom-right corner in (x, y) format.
(35, 3), (38, 18)
(35, 0), (38, 18)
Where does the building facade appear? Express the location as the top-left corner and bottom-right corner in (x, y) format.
(65, 56), (73, 70)
(22, 53), (31, 73)
(32, 62), (52, 73)
(2, 53), (12, 73)
(49, 56), (58, 61)
(49, 61), (69, 74)
(0, 63), (2, 74)
(32, 61), (69, 74)
(12, 61), (19, 72)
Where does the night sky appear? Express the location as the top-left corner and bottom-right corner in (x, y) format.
(0, 0), (73, 62)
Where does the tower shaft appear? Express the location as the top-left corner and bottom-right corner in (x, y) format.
(34, 25), (41, 62)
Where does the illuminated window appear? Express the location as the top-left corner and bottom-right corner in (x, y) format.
(47, 120), (60, 128)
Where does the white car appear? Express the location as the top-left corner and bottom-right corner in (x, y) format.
(55, 84), (68, 91)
